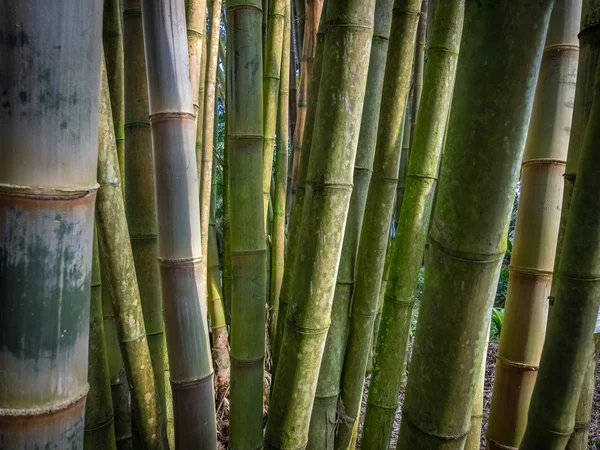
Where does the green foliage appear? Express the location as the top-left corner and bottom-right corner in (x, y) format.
(490, 307), (504, 340)
(410, 268), (425, 334)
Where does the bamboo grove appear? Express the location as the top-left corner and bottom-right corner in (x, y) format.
(5, 0), (600, 450)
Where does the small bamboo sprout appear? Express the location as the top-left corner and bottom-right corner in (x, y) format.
(0, 1), (102, 447)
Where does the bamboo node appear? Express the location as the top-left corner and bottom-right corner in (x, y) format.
(573, 421), (591, 431)
(401, 409), (470, 441)
(508, 265), (553, 278)
(521, 157), (567, 167)
(428, 236), (505, 264)
(495, 355), (538, 371)
(157, 256), (202, 266)
(170, 372), (214, 389)
(365, 399), (398, 411)
(84, 414), (115, 432)
(149, 111), (195, 122)
(486, 436), (518, 450)
(0, 183), (99, 199)
(0, 384), (88, 416)
(284, 318), (329, 336)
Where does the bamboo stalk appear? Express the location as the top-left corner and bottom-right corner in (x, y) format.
(226, 1), (267, 449)
(294, 0), (306, 59)
(486, 1), (581, 448)
(335, 3), (422, 448)
(122, 0), (166, 418)
(0, 1), (101, 447)
(103, 0), (126, 189)
(264, 1), (375, 447)
(270, 0), (291, 346)
(141, 0), (217, 446)
(409, 0), (427, 144)
(186, 0), (207, 123)
(464, 330), (489, 450)
(85, 231), (118, 450)
(520, 33), (600, 449)
(395, 1), (553, 448)
(307, 0), (396, 447)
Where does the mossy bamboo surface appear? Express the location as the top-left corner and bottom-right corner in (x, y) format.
(271, 3), (327, 374)
(289, 0), (324, 211)
(395, 1), (553, 448)
(264, 1), (375, 448)
(200, 0), (224, 306)
(103, 0), (125, 188)
(270, 0), (291, 345)
(0, 1), (101, 446)
(263, 0), (286, 226)
(141, 0), (217, 446)
(85, 232), (117, 450)
(520, 38), (600, 449)
(307, 1), (396, 448)
(96, 59), (167, 450)
(485, 2), (581, 448)
(335, 3), (422, 448)
(360, 2), (463, 448)
(122, 0), (166, 417)
(409, 0), (426, 144)
(226, 2), (267, 449)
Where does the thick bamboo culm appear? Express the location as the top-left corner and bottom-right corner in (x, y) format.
(141, 0), (217, 447)
(485, 1), (581, 448)
(103, 0), (125, 188)
(265, 0), (376, 448)
(226, 1), (267, 449)
(96, 58), (167, 450)
(0, 1), (101, 447)
(122, 0), (166, 418)
(84, 231), (118, 450)
(307, 1), (395, 446)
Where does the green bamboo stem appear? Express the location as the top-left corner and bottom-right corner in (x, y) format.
(226, 2), (267, 449)
(289, 0), (324, 212)
(394, 1), (553, 448)
(486, 1), (581, 448)
(200, 0), (224, 309)
(294, 0), (306, 59)
(85, 231), (118, 450)
(286, 26), (298, 223)
(271, 2), (327, 375)
(122, 0), (166, 418)
(0, 1), (101, 446)
(103, 0), (125, 189)
(222, 101), (232, 328)
(359, 2), (463, 448)
(265, 1), (376, 448)
(464, 335), (488, 450)
(520, 33), (600, 448)
(409, 0), (427, 145)
(270, 0), (291, 346)
(307, 1), (396, 447)
(263, 0), (286, 227)
(141, 0), (217, 446)
(335, 3), (422, 448)
(96, 58), (167, 450)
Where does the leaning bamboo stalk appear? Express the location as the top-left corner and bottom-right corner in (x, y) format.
(200, 0), (224, 304)
(85, 231), (118, 450)
(486, 1), (581, 448)
(271, 3), (327, 373)
(0, 1), (101, 447)
(264, 1), (375, 448)
(141, 0), (217, 446)
(335, 2), (422, 448)
(270, 0), (291, 344)
(96, 58), (167, 450)
(308, 0), (396, 447)
(395, 0), (552, 447)
(286, 27), (298, 222)
(360, 1), (463, 448)
(520, 37), (600, 449)
(122, 0), (166, 416)
(103, 0), (126, 188)
(226, 2), (267, 449)
(409, 0), (427, 144)
(294, 0), (306, 59)
(263, 0), (286, 226)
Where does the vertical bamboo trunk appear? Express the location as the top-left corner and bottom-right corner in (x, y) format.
(264, 1), (375, 448)
(0, 2), (101, 447)
(395, 97), (411, 223)
(103, 0), (126, 187)
(409, 0), (426, 144)
(485, 1), (581, 448)
(96, 58), (167, 450)
(360, 2), (463, 448)
(222, 104), (232, 328)
(141, 1), (217, 447)
(226, 2), (267, 449)
(85, 232), (118, 450)
(270, 0), (291, 344)
(294, 0), (306, 62)
(201, 0), (224, 305)
(520, 35), (600, 449)
(271, 2), (326, 375)
(287, 29), (299, 223)
(307, 2), (395, 447)
(122, 0), (166, 418)
(289, 0), (324, 210)
(464, 340), (487, 450)
(334, 3), (422, 448)
(263, 0), (287, 226)
(395, 1), (553, 448)
(187, 0), (207, 123)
